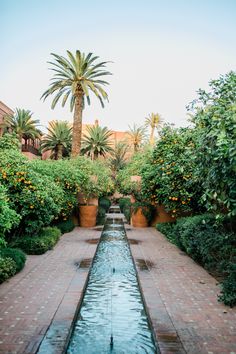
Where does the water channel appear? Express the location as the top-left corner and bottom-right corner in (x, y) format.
(66, 213), (158, 354)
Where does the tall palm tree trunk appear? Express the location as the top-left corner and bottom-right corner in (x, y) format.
(150, 126), (155, 145)
(57, 144), (63, 159)
(72, 93), (84, 157)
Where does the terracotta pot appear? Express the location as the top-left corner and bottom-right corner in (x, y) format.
(78, 205), (98, 227)
(131, 207), (148, 227)
(151, 204), (175, 226)
(78, 193), (98, 206)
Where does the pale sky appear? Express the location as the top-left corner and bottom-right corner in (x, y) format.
(1, 0), (236, 132)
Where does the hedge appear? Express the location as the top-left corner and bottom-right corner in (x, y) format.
(157, 214), (236, 306)
(11, 227), (61, 255)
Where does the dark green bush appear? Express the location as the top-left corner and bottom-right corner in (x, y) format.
(123, 204), (131, 223)
(11, 227), (61, 255)
(97, 206), (106, 225)
(0, 248), (26, 272)
(157, 214), (236, 306)
(119, 198), (131, 213)
(118, 197), (131, 222)
(218, 262), (236, 307)
(0, 257), (17, 283)
(54, 219), (75, 234)
(157, 222), (181, 247)
(99, 197), (111, 212)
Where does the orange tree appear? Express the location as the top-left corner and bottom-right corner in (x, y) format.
(0, 184), (20, 241)
(188, 71), (236, 220)
(0, 148), (64, 237)
(30, 157), (114, 213)
(29, 158), (89, 221)
(141, 125), (203, 217)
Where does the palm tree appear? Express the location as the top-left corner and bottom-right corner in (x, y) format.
(81, 125), (113, 160)
(41, 50), (111, 157)
(5, 108), (41, 144)
(109, 141), (129, 172)
(145, 112), (163, 145)
(127, 124), (146, 152)
(41, 121), (72, 160)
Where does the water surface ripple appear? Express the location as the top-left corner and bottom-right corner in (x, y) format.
(67, 221), (157, 354)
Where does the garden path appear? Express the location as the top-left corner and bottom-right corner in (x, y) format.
(0, 227), (99, 354)
(128, 226), (236, 354)
(0, 226), (235, 353)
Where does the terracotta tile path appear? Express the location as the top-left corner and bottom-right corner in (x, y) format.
(0, 228), (98, 354)
(128, 227), (236, 354)
(0, 225), (235, 353)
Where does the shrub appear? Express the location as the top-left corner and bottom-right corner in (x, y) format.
(0, 184), (20, 238)
(0, 257), (17, 283)
(55, 219), (75, 234)
(141, 125), (203, 218)
(119, 198), (131, 213)
(96, 206), (106, 225)
(0, 133), (20, 150)
(157, 222), (181, 247)
(188, 71), (236, 218)
(0, 248), (26, 272)
(123, 204), (131, 223)
(0, 149), (64, 237)
(116, 150), (152, 195)
(11, 227), (61, 255)
(30, 159), (83, 220)
(218, 262), (236, 307)
(99, 197), (111, 212)
(157, 214), (236, 306)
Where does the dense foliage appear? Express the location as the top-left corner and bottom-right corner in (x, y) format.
(188, 71), (236, 219)
(0, 184), (20, 239)
(116, 150), (152, 195)
(141, 125), (202, 217)
(0, 133), (20, 150)
(119, 198), (131, 223)
(99, 197), (111, 212)
(0, 149), (63, 237)
(157, 215), (236, 306)
(96, 197), (112, 225)
(0, 257), (17, 283)
(11, 227), (61, 255)
(0, 247), (26, 283)
(0, 248), (26, 273)
(54, 219), (75, 234)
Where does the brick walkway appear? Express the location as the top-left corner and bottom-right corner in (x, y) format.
(0, 226), (235, 354)
(128, 227), (236, 354)
(0, 227), (99, 354)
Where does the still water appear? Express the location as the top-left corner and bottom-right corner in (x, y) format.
(67, 219), (157, 354)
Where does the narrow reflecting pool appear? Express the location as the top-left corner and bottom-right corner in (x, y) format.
(67, 218), (158, 354)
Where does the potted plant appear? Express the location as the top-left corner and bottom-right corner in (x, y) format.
(131, 199), (155, 228)
(78, 177), (98, 228)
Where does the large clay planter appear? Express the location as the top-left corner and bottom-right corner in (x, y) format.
(78, 205), (98, 227)
(77, 193), (98, 206)
(151, 204), (175, 226)
(131, 207), (148, 227)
